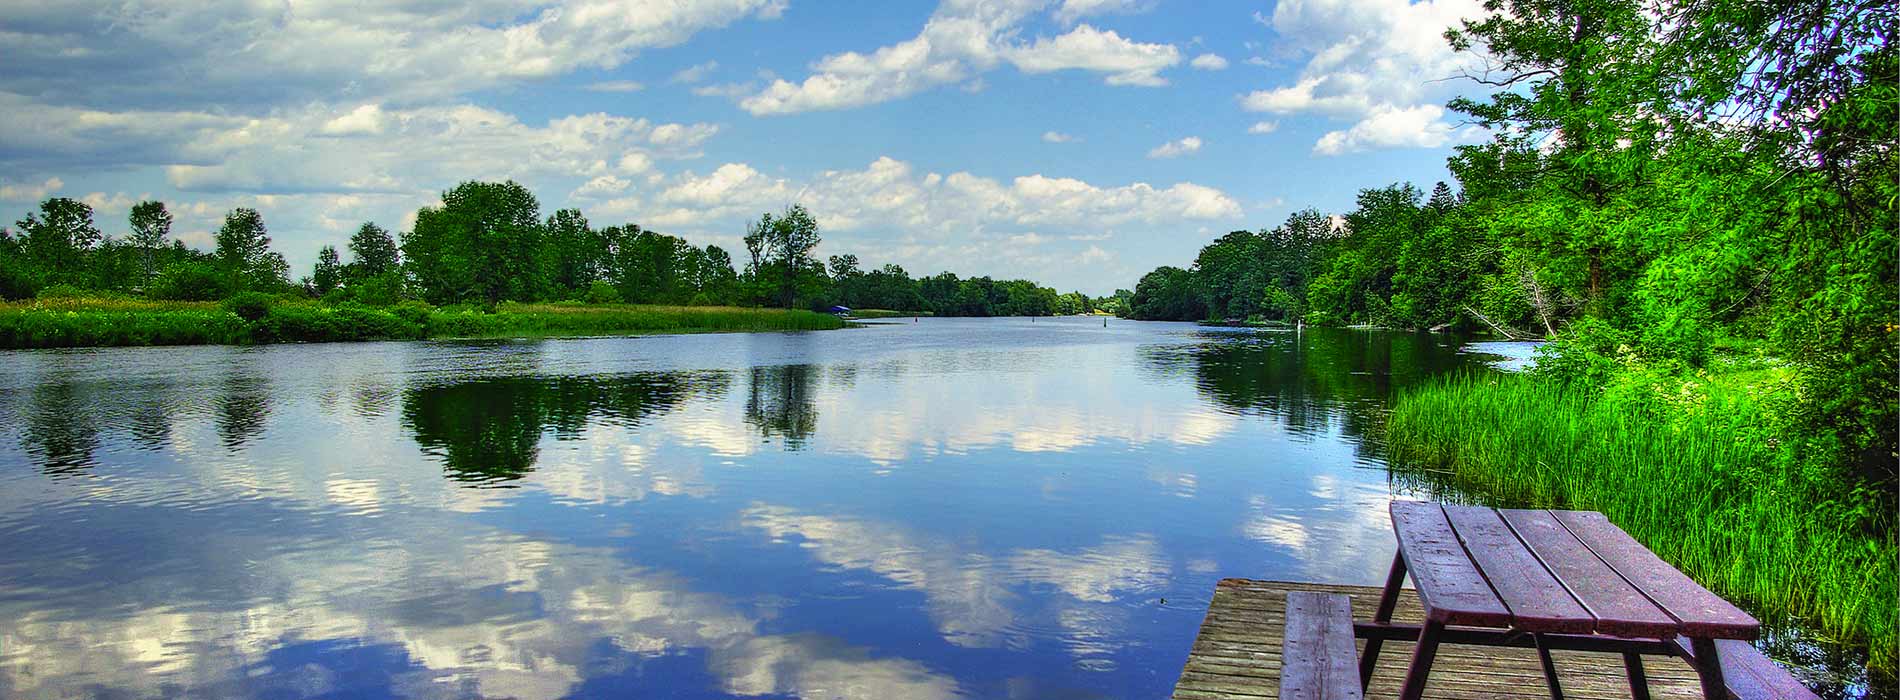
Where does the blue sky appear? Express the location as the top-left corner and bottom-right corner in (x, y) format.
(0, 0), (1489, 294)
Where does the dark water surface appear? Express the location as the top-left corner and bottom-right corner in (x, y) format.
(0, 318), (1852, 699)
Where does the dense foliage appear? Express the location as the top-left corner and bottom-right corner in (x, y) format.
(1128, 0), (1899, 672)
(0, 183), (1095, 324)
(1128, 0), (1894, 482)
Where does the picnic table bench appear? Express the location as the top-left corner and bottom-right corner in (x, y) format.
(1277, 501), (1819, 700)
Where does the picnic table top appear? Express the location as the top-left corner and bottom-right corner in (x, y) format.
(1389, 501), (1759, 640)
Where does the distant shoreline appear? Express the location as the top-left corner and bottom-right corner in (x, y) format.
(0, 297), (846, 350)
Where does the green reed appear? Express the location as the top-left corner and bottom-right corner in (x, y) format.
(1385, 373), (1896, 672)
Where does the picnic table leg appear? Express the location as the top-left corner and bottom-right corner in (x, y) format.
(1396, 619), (1445, 700)
(1622, 652), (1652, 700)
(1689, 637), (1727, 700)
(1533, 633), (1565, 700)
(1359, 551), (1408, 689)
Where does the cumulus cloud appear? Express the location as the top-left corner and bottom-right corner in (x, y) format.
(1008, 25), (1180, 87)
(0, 177), (62, 202)
(1238, 0), (1488, 153)
(0, 0), (787, 110)
(1147, 136), (1203, 159)
(1190, 53), (1229, 70)
(1312, 104), (1467, 155)
(1247, 120), (1279, 134)
(1042, 131), (1081, 143)
(738, 2), (1179, 115)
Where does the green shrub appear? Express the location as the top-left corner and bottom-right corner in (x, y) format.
(34, 284), (93, 299)
(250, 303), (423, 343)
(389, 299), (435, 327)
(349, 271), (406, 307)
(584, 280), (621, 305)
(149, 262), (229, 301)
(222, 292), (275, 322)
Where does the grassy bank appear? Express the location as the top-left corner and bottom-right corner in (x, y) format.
(0, 297), (845, 349)
(1386, 372), (1896, 672)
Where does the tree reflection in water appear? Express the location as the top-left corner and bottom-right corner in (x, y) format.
(400, 371), (730, 485)
(744, 364), (819, 449)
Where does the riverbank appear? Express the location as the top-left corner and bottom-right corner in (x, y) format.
(1385, 371), (1896, 678)
(0, 296), (845, 349)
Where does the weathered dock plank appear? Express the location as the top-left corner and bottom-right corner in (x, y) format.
(1172, 579), (1710, 700)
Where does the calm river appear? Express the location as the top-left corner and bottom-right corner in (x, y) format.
(0, 318), (1861, 698)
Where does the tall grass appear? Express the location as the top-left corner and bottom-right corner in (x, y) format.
(0, 298), (846, 349)
(1386, 373), (1896, 671)
(430, 302), (847, 337)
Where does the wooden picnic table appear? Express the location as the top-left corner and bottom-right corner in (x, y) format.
(1356, 501), (1776, 700)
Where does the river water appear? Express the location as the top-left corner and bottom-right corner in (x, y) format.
(0, 318), (1867, 698)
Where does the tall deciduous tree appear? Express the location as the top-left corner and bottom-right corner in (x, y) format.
(743, 204), (823, 308)
(347, 222), (400, 281)
(127, 200), (172, 284)
(404, 181), (544, 305)
(15, 197), (101, 285)
(544, 208), (599, 297)
(312, 245), (343, 295)
(214, 208), (286, 293)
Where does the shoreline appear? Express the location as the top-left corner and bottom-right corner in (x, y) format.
(0, 298), (847, 350)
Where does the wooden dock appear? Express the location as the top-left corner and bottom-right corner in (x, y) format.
(1173, 579), (1711, 699)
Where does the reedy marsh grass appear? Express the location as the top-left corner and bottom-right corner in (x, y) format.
(0, 297), (845, 349)
(1385, 372), (1896, 674)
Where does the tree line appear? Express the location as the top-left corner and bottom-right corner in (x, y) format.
(1124, 0), (1893, 486)
(0, 181), (1102, 317)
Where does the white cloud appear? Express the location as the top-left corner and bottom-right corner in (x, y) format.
(317, 104), (390, 137)
(1146, 136), (1203, 159)
(1190, 53), (1229, 70)
(738, 3), (1179, 115)
(1238, 0), (1487, 152)
(1247, 120), (1279, 134)
(1008, 25), (1180, 87)
(1312, 104), (1471, 155)
(672, 61), (720, 84)
(641, 156), (1240, 282)
(0, 0), (787, 109)
(1042, 131), (1081, 143)
(584, 80), (645, 92)
(0, 177), (62, 202)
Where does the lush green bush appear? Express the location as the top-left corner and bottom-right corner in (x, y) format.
(149, 262), (229, 301)
(221, 292), (275, 322)
(1387, 373), (1896, 670)
(584, 280), (621, 304)
(0, 300), (247, 347)
(249, 302), (423, 343)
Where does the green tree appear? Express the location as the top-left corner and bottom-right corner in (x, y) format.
(347, 222), (400, 281)
(1129, 266), (1206, 320)
(127, 200), (172, 285)
(743, 204), (823, 308)
(544, 208), (599, 297)
(312, 245), (343, 295)
(15, 197), (101, 286)
(213, 208), (285, 294)
(404, 181), (544, 305)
